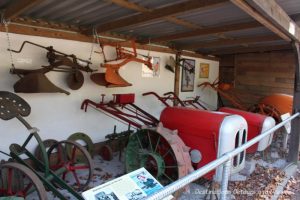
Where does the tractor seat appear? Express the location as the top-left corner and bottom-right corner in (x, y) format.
(0, 91), (31, 120)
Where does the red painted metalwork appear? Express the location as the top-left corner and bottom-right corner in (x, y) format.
(81, 94), (159, 129)
(91, 40), (153, 87)
(219, 107), (268, 153)
(160, 107), (230, 179)
(259, 94), (293, 115)
(143, 91), (207, 109)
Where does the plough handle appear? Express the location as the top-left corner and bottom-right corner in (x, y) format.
(8, 41), (92, 64)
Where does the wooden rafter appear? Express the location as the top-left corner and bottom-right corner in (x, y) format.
(0, 23), (218, 61)
(246, 0), (300, 43)
(85, 0), (228, 34)
(180, 35), (281, 50)
(146, 21), (261, 43)
(209, 44), (292, 55)
(230, 0), (291, 42)
(4, 0), (44, 19)
(109, 0), (200, 29)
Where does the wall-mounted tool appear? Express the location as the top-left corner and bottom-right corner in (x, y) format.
(8, 41), (95, 95)
(90, 40), (153, 87)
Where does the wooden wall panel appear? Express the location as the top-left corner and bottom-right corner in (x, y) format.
(219, 50), (294, 108)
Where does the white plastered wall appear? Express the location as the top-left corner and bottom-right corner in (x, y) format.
(0, 32), (219, 159)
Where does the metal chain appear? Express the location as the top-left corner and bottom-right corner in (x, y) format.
(88, 27), (96, 62)
(2, 17), (15, 69)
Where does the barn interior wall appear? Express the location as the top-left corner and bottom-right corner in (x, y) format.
(0, 32), (219, 159)
(219, 51), (295, 109)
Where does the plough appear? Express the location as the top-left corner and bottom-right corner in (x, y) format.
(90, 40), (153, 87)
(198, 79), (292, 122)
(81, 93), (159, 129)
(142, 91), (208, 110)
(8, 41), (95, 95)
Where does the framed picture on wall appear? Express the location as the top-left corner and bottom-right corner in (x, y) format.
(142, 57), (160, 77)
(199, 63), (210, 78)
(181, 59), (195, 92)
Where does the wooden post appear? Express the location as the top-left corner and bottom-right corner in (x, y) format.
(288, 41), (300, 163)
(174, 52), (182, 106)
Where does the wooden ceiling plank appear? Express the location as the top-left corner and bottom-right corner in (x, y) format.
(86, 0), (228, 34)
(181, 35), (281, 50)
(4, 0), (44, 19)
(210, 44), (292, 55)
(0, 23), (218, 61)
(230, 0), (291, 42)
(246, 0), (300, 43)
(147, 21), (261, 43)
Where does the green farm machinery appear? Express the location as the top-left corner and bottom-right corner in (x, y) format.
(0, 91), (93, 199)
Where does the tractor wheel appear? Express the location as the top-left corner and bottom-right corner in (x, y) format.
(126, 123), (193, 186)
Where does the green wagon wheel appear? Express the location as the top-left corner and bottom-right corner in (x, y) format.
(47, 140), (94, 191)
(66, 132), (94, 159)
(126, 129), (183, 186)
(0, 162), (47, 200)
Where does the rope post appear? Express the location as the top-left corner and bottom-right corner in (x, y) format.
(220, 159), (231, 200)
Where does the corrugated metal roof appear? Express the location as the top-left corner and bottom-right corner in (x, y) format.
(224, 27), (272, 38)
(129, 0), (188, 9)
(1, 0), (299, 55)
(116, 20), (187, 38)
(23, 0), (137, 26)
(176, 2), (252, 27)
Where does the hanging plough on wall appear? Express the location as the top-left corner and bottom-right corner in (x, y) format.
(90, 40), (153, 87)
(8, 41), (95, 95)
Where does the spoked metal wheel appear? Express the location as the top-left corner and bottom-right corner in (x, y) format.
(34, 139), (58, 170)
(0, 162), (47, 200)
(47, 140), (93, 191)
(126, 124), (192, 186)
(248, 103), (281, 122)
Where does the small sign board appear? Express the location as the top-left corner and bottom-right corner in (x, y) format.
(82, 167), (173, 200)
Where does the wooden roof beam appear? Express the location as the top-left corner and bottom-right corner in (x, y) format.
(85, 0), (228, 34)
(109, 0), (200, 29)
(180, 35), (281, 50)
(208, 44), (292, 55)
(143, 21), (261, 43)
(4, 0), (44, 19)
(230, 0), (292, 42)
(246, 0), (300, 43)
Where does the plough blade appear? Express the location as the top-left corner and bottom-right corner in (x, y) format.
(105, 67), (132, 87)
(14, 73), (70, 95)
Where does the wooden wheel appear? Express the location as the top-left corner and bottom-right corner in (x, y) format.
(47, 140), (94, 191)
(0, 162), (47, 200)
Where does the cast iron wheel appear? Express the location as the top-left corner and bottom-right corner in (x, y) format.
(248, 103), (281, 123)
(0, 162), (47, 200)
(47, 140), (93, 191)
(126, 126), (192, 186)
(67, 71), (84, 90)
(99, 144), (113, 161)
(67, 132), (94, 158)
(34, 139), (58, 170)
